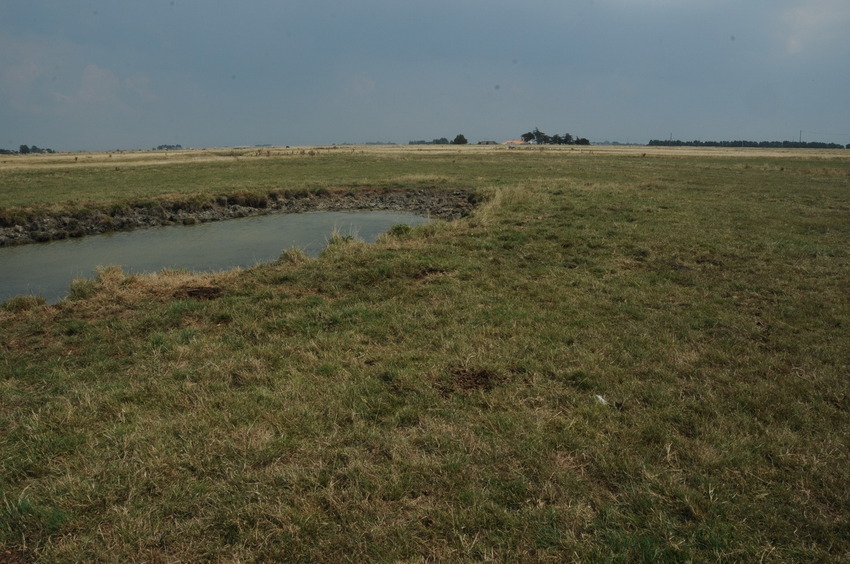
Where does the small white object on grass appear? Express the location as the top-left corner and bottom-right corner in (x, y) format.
(595, 394), (609, 406)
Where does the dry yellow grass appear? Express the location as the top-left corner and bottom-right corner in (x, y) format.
(3, 143), (847, 173)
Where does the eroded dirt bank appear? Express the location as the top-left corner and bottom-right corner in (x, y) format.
(0, 188), (479, 247)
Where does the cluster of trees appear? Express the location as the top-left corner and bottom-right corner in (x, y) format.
(2, 145), (56, 154)
(521, 128), (590, 145)
(409, 135), (468, 145)
(154, 144), (183, 150)
(648, 139), (848, 149)
(409, 138), (450, 145)
(410, 129), (590, 146)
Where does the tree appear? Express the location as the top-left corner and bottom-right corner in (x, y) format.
(19, 144), (30, 154)
(533, 128), (548, 145)
(451, 134), (468, 145)
(520, 128), (584, 145)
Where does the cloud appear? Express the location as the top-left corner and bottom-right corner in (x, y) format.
(600, 0), (706, 5)
(0, 35), (55, 112)
(0, 37), (146, 114)
(1, 61), (43, 110)
(345, 75), (377, 98)
(780, 0), (850, 54)
(43, 63), (155, 118)
(76, 64), (123, 105)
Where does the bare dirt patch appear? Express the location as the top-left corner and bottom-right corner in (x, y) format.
(438, 368), (503, 396)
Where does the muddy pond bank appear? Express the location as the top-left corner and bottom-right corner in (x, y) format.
(0, 187), (480, 247)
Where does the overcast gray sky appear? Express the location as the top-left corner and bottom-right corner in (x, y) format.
(2, 0), (849, 151)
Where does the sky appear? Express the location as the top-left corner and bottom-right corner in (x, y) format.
(2, 0), (849, 151)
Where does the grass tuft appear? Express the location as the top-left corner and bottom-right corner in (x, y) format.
(1, 295), (46, 312)
(1, 495), (67, 546)
(277, 247), (310, 265)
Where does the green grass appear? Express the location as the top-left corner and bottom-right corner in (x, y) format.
(1, 147), (849, 561)
(0, 147), (465, 210)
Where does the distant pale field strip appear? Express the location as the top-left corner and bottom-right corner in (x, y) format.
(2, 144), (848, 171)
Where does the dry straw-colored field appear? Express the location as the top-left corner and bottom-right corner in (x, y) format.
(3, 143), (848, 171)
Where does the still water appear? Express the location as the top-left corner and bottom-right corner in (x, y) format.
(0, 211), (429, 304)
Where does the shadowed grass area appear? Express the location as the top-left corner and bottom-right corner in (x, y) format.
(1, 146), (849, 561)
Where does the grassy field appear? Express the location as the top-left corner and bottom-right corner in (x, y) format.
(1, 146), (849, 561)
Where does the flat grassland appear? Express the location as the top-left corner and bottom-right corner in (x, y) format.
(1, 146), (849, 561)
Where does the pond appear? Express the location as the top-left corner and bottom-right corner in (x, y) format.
(0, 210), (429, 304)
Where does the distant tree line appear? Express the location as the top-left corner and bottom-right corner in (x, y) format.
(521, 128), (590, 145)
(409, 138), (449, 145)
(409, 134), (468, 145)
(2, 145), (56, 154)
(648, 139), (848, 149)
(155, 144), (183, 150)
(409, 129), (587, 146)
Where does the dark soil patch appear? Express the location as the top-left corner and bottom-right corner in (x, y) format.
(438, 368), (502, 396)
(0, 549), (32, 564)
